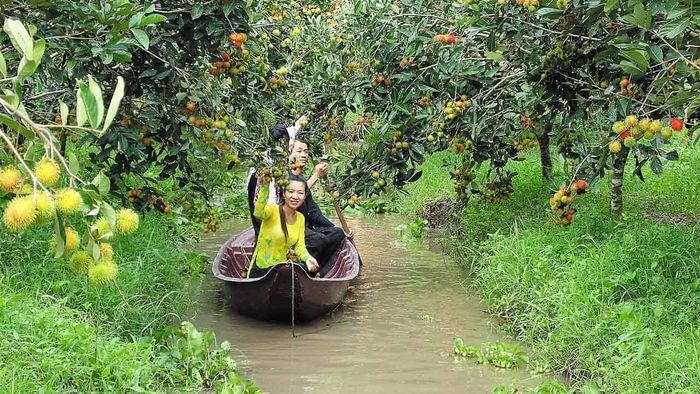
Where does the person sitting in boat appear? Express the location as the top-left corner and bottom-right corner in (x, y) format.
(247, 173), (319, 278)
(288, 134), (351, 268)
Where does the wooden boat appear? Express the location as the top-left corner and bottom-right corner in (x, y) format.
(212, 226), (361, 322)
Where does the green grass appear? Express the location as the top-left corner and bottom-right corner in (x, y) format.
(393, 150), (458, 214)
(0, 209), (259, 392)
(0, 286), (257, 393)
(0, 213), (203, 338)
(397, 144), (700, 392)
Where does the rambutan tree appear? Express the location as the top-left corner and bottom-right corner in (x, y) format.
(268, 0), (698, 221)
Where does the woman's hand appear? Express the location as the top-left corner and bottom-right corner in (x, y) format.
(344, 230), (354, 239)
(305, 256), (320, 273)
(313, 162), (329, 178)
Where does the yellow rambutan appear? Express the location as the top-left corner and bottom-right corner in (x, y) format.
(68, 251), (94, 275)
(115, 208), (139, 234)
(0, 166), (21, 192)
(94, 217), (112, 238)
(34, 191), (56, 222)
(88, 261), (118, 287)
(99, 243), (114, 262)
(2, 195), (37, 231)
(55, 188), (83, 215)
(51, 227), (80, 254)
(65, 227), (80, 252)
(35, 157), (60, 187)
(649, 120), (662, 133)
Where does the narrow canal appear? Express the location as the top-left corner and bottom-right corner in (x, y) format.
(189, 215), (549, 393)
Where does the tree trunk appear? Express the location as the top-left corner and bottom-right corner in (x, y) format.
(610, 146), (630, 216)
(538, 123), (553, 180)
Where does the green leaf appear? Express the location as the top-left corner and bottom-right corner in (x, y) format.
(658, 18), (690, 39)
(139, 69), (158, 78)
(16, 39), (43, 80)
(0, 113), (33, 138)
(131, 28), (149, 49)
(140, 14), (167, 26)
(68, 152), (80, 174)
(16, 58), (37, 80)
(666, 90), (696, 107)
(648, 45), (663, 63)
(192, 4), (204, 19)
(102, 76), (125, 134)
(87, 235), (100, 262)
(620, 60), (644, 76)
(129, 12), (143, 28)
(88, 75), (104, 129)
(59, 102), (68, 126)
(604, 0), (620, 14)
(535, 8), (563, 19)
(620, 49), (649, 74)
(79, 81), (100, 129)
(91, 173), (111, 197)
(3, 19), (34, 60)
(0, 52), (6, 78)
(100, 202), (117, 228)
(632, 3), (652, 29)
(76, 84), (87, 127)
(31, 38), (45, 62)
(650, 156), (663, 175)
(485, 51), (504, 61)
(53, 211), (66, 259)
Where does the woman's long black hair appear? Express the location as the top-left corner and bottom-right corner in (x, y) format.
(278, 174), (307, 242)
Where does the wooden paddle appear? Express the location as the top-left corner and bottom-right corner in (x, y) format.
(333, 200), (362, 265)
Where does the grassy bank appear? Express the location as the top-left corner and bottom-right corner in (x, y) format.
(0, 211), (257, 392)
(0, 214), (200, 337)
(396, 145), (700, 392)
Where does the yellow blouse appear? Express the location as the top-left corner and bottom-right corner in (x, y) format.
(249, 185), (310, 275)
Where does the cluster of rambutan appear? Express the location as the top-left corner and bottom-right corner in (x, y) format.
(608, 116), (684, 153)
(549, 179), (588, 225)
(443, 95), (470, 120)
(1, 157), (140, 287)
(433, 34), (458, 44)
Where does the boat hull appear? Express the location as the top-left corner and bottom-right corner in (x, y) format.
(213, 227), (360, 322)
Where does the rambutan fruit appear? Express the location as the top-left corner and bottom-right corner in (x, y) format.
(670, 118), (684, 131)
(638, 118), (651, 132)
(35, 191), (56, 222)
(64, 227), (80, 252)
(94, 217), (112, 238)
(612, 121), (626, 134)
(115, 208), (139, 234)
(68, 251), (94, 275)
(55, 188), (83, 215)
(0, 166), (21, 191)
(88, 261), (118, 287)
(99, 243), (114, 262)
(2, 196), (37, 231)
(649, 120), (662, 133)
(35, 157), (60, 187)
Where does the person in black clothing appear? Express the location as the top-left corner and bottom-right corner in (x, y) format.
(288, 134), (349, 268)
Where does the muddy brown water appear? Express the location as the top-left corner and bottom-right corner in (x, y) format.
(189, 215), (550, 393)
